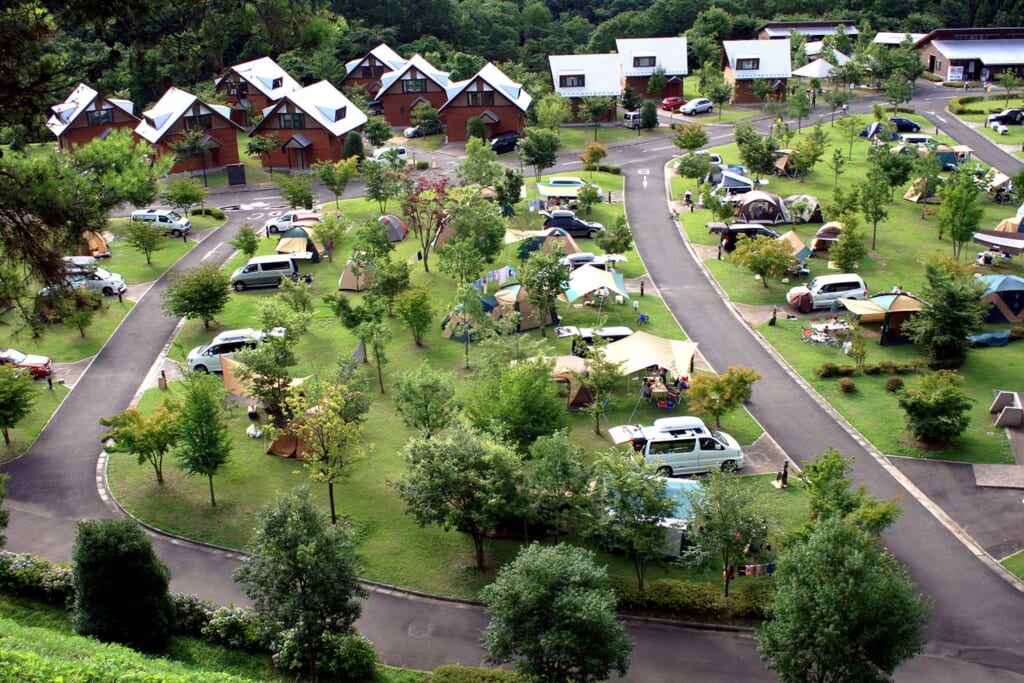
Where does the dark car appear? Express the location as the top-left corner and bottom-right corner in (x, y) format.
(365, 99), (384, 116)
(490, 131), (522, 154)
(543, 210), (605, 239)
(888, 116), (921, 133)
(987, 109), (1024, 126)
(706, 222), (781, 252)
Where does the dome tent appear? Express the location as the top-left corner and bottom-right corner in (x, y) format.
(734, 191), (791, 224)
(977, 274), (1024, 323)
(783, 194), (824, 224)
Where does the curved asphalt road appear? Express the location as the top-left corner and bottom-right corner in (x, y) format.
(3, 85), (1024, 680)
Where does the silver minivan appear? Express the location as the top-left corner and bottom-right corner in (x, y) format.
(230, 255), (298, 291)
(609, 416), (744, 476)
(130, 209), (192, 237)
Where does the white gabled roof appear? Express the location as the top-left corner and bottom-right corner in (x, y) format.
(762, 24), (858, 38)
(723, 39), (792, 79)
(46, 83), (136, 137)
(548, 54), (621, 97)
(616, 37), (689, 76)
(873, 32), (925, 45)
(930, 39), (1024, 65)
(440, 62), (532, 113)
(379, 54), (450, 95)
(345, 43), (406, 75)
(134, 87), (236, 144)
(270, 81), (368, 137)
(228, 56), (300, 100)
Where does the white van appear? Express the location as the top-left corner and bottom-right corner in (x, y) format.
(786, 273), (867, 313)
(67, 267), (126, 296)
(898, 133), (934, 146)
(230, 255), (298, 291)
(186, 327), (286, 373)
(130, 209), (192, 237)
(622, 112), (642, 129)
(609, 416), (744, 476)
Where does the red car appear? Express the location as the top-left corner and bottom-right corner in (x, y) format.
(0, 348), (52, 378)
(661, 96), (687, 111)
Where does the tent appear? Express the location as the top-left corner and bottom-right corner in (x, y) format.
(266, 433), (309, 460)
(221, 356), (251, 399)
(811, 221), (843, 251)
(441, 295), (499, 341)
(840, 293), (925, 345)
(994, 216), (1023, 233)
(491, 284), (559, 331)
(977, 274), (1024, 323)
(338, 256), (375, 291)
(903, 177), (943, 204)
(601, 331), (697, 379)
(734, 191), (791, 224)
(276, 225), (324, 262)
(80, 231), (111, 258)
(516, 228), (584, 259)
(549, 355), (593, 410)
(715, 170), (755, 196)
(777, 231), (812, 261)
(973, 230), (1024, 256)
(792, 58), (834, 79)
(784, 194), (824, 224)
(562, 264), (629, 304)
(378, 215), (408, 242)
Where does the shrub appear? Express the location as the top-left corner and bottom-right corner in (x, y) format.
(190, 207), (226, 219)
(169, 593), (216, 636)
(430, 665), (527, 682)
(816, 362), (856, 378)
(0, 553), (73, 606)
(838, 377), (856, 393)
(948, 95), (988, 114)
(595, 163), (622, 174)
(416, 159), (430, 170)
(201, 605), (269, 651)
(1011, 327), (1024, 340)
(726, 579), (776, 622)
(921, 72), (943, 83)
(273, 629), (377, 679)
(885, 376), (905, 393)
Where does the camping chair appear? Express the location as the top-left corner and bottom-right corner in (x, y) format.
(657, 400), (676, 411)
(637, 313), (650, 326)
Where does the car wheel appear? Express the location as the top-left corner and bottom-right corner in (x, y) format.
(656, 465), (673, 477)
(588, 230), (598, 239)
(721, 460), (738, 472)
(193, 364), (208, 374)
(172, 229), (181, 237)
(276, 278), (283, 288)
(102, 287), (113, 296)
(233, 281), (246, 292)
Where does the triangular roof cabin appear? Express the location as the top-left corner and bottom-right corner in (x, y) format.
(342, 43), (407, 94)
(134, 87), (242, 175)
(216, 56), (301, 127)
(375, 54), (451, 126)
(439, 62), (531, 142)
(46, 83), (139, 154)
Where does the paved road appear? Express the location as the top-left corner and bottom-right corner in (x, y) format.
(4, 84), (1024, 680)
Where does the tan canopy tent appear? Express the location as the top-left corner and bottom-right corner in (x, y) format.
(80, 231), (111, 258)
(601, 330), (697, 379)
(222, 356), (310, 399)
(811, 221), (843, 251)
(549, 355), (593, 410)
(778, 230), (811, 260)
(840, 293), (925, 345)
(903, 177), (943, 204)
(994, 216), (1023, 233)
(562, 264), (630, 303)
(266, 433), (309, 460)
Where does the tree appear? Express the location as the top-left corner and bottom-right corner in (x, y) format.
(313, 214), (346, 262)
(686, 366), (761, 428)
(827, 148), (846, 188)
(752, 79), (775, 110)
(799, 447), (901, 535)
(467, 358), (568, 452)
(883, 74), (914, 113)
(523, 433), (596, 541)
(367, 259), (411, 313)
(590, 452), (677, 591)
(579, 141), (608, 172)
(787, 87), (812, 131)
(730, 235), (795, 288)
(173, 373), (231, 506)
(0, 364), (35, 446)
(161, 262), (231, 329)
(860, 171), (889, 250)
(903, 259), (988, 368)
(705, 76), (733, 120)
(823, 88), (850, 125)
(362, 159), (411, 213)
(393, 362), (456, 438)
(580, 97), (614, 140)
(683, 470), (772, 596)
(160, 177), (207, 216)
(535, 92), (572, 132)
(495, 167), (524, 217)
(358, 319), (391, 394)
(673, 123), (708, 153)
(72, 518), (173, 653)
(402, 175), (454, 273)
(170, 130), (211, 187)
(229, 224), (260, 259)
(363, 115), (393, 148)
(437, 239), (485, 284)
(789, 30), (808, 69)
(100, 399), (179, 484)
(829, 212), (867, 272)
(594, 215), (634, 256)
(790, 122), (828, 176)
(0, 473), (8, 549)
(466, 116), (488, 142)
(313, 156), (359, 207)
(410, 101), (441, 129)
(898, 370), (975, 443)
(392, 286), (432, 346)
(758, 518), (931, 682)
(246, 133), (280, 172)
(938, 169), (984, 259)
(621, 84), (643, 112)
(457, 137), (503, 187)
(274, 383), (365, 525)
(518, 248), (569, 337)
(911, 151), (944, 220)
(737, 132), (778, 181)
(835, 114), (864, 158)
(676, 153), (713, 180)
(997, 71), (1020, 106)
(480, 543), (632, 683)
(274, 173), (315, 209)
(577, 340), (625, 434)
(519, 128), (560, 179)
(394, 420), (523, 570)
(647, 65), (668, 98)
(234, 487), (366, 680)
(640, 100), (659, 129)
(869, 144), (914, 200)
(449, 282), (491, 368)
(65, 289), (104, 338)
(342, 131), (365, 162)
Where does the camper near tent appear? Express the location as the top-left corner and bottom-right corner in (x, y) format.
(734, 191), (792, 224)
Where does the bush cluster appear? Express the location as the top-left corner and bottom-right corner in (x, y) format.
(609, 576), (775, 623)
(430, 665), (527, 682)
(0, 553), (74, 607)
(593, 163), (622, 174)
(272, 629), (377, 680)
(817, 360), (922, 378)
(1011, 327), (1024, 341)
(838, 377), (856, 393)
(948, 94), (989, 114)
(885, 376), (905, 393)
(416, 159), (430, 170)
(921, 72), (943, 83)
(190, 207), (227, 219)
(815, 362), (856, 378)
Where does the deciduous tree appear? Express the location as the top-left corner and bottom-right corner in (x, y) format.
(174, 373), (231, 506)
(829, 211), (867, 272)
(519, 128), (560, 179)
(161, 262), (231, 329)
(313, 156), (359, 207)
(518, 249), (568, 337)
(860, 171), (889, 250)
(686, 366), (761, 428)
(673, 123), (708, 153)
(535, 92), (572, 132)
(114, 219), (163, 267)
(100, 399), (180, 484)
(523, 433), (595, 541)
(903, 258), (988, 368)
(938, 168), (984, 259)
(246, 133), (280, 172)
(160, 177), (207, 216)
(274, 173), (315, 209)
(393, 362), (456, 438)
(799, 447), (901, 535)
(0, 364), (36, 446)
(402, 175), (454, 273)
(457, 137), (503, 187)
(467, 358), (568, 452)
(170, 130), (210, 187)
(228, 224), (260, 259)
(394, 287), (434, 346)
(729, 235), (795, 288)
(594, 215), (634, 255)
(898, 370), (974, 442)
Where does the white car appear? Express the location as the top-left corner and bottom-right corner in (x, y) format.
(370, 146), (408, 164)
(680, 98), (714, 116)
(67, 267), (126, 296)
(263, 210), (322, 235)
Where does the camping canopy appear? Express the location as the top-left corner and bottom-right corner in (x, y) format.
(515, 227), (584, 258)
(994, 216), (1023, 233)
(562, 264), (629, 303)
(839, 293), (925, 345)
(492, 284), (558, 331)
(734, 191), (791, 224)
(378, 215), (408, 242)
(777, 231), (811, 261)
(601, 330), (697, 378)
(792, 59), (834, 79)
(974, 230), (1024, 256)
(784, 194), (824, 224)
(338, 256), (375, 291)
(903, 176), (944, 203)
(222, 355), (310, 400)
(548, 355), (593, 410)
(977, 274), (1024, 323)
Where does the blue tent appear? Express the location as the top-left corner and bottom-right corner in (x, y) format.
(978, 274), (1024, 323)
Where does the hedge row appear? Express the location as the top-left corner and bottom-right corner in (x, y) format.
(191, 206), (227, 220)
(816, 359), (922, 378)
(945, 94), (1022, 115)
(609, 576), (775, 624)
(430, 665), (526, 682)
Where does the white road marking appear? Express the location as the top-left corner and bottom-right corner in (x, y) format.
(638, 169), (650, 174)
(709, 134), (731, 140)
(201, 242), (224, 262)
(642, 175), (648, 189)
(644, 145), (677, 151)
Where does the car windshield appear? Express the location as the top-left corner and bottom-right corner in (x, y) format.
(4, 349), (27, 363)
(166, 211), (182, 220)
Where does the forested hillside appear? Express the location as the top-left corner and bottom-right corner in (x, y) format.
(3, 0), (1023, 142)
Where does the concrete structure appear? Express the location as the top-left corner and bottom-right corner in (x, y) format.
(548, 53), (622, 123)
(215, 56), (300, 127)
(616, 36), (688, 99)
(722, 39), (792, 104)
(46, 84), (139, 153)
(134, 87), (242, 175)
(756, 20), (858, 41)
(915, 27), (1024, 82)
(250, 80), (367, 171)
(440, 63), (531, 142)
(375, 54), (450, 127)
(341, 43), (406, 94)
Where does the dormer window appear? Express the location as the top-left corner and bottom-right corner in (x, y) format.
(559, 74), (585, 88)
(272, 77), (283, 89)
(333, 106), (347, 121)
(737, 58), (760, 70)
(633, 56), (656, 68)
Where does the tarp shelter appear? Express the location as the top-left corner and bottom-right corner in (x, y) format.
(516, 228), (584, 259)
(222, 356), (310, 402)
(276, 225), (324, 262)
(811, 221), (843, 251)
(80, 231), (111, 258)
(893, 144), (957, 169)
(903, 177), (943, 204)
(784, 194), (824, 223)
(549, 355), (593, 410)
(734, 191), (791, 224)
(491, 284), (559, 331)
(777, 231), (812, 261)
(994, 216), (1023, 233)
(562, 264), (629, 304)
(715, 170), (755, 196)
(338, 256), (375, 291)
(840, 293), (925, 345)
(977, 274), (1024, 323)
(441, 295), (499, 341)
(378, 215), (408, 242)
(792, 58), (834, 79)
(601, 330), (697, 379)
(973, 230), (1024, 256)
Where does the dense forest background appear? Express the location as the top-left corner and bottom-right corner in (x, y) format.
(4, 0), (1024, 141)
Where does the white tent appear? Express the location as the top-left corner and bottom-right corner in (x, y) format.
(562, 264), (630, 303)
(601, 331), (698, 378)
(792, 59), (835, 79)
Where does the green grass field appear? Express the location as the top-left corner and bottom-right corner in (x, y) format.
(1002, 549), (1024, 579)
